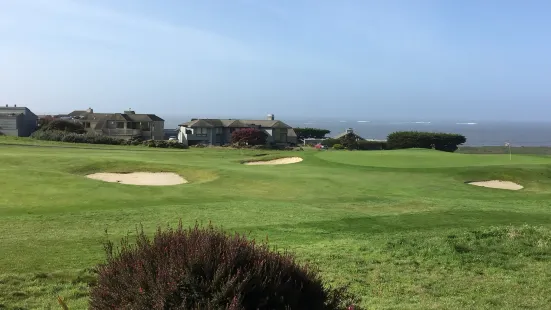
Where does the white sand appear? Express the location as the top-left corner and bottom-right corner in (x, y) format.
(244, 157), (303, 165)
(468, 180), (523, 191)
(86, 172), (187, 186)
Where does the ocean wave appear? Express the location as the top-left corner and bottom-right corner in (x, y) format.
(357, 120), (370, 123)
(456, 122), (477, 125)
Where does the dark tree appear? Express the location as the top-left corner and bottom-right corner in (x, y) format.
(387, 131), (466, 152)
(294, 128), (331, 142)
(231, 128), (268, 146)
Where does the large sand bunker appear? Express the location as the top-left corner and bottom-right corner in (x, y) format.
(244, 157), (303, 165)
(468, 180), (523, 191)
(87, 172), (187, 186)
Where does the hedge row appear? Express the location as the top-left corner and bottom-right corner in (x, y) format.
(387, 131), (466, 152)
(30, 130), (187, 149)
(39, 119), (86, 133)
(322, 137), (387, 150)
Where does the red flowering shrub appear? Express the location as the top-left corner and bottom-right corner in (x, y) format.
(231, 128), (268, 146)
(89, 222), (357, 310)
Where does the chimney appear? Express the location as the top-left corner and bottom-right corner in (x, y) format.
(124, 108), (136, 115)
(14, 104), (17, 107)
(267, 114), (274, 121)
(86, 107), (93, 113)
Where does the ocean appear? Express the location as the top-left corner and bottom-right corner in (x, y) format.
(164, 117), (551, 147)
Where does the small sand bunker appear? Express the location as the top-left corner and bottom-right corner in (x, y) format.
(244, 157), (303, 165)
(87, 172), (187, 186)
(468, 180), (523, 191)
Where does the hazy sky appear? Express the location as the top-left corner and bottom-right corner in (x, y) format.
(1, 0), (550, 121)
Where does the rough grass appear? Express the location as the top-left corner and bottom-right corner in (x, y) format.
(2, 138), (551, 309)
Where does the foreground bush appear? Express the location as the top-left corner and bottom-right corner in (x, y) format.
(90, 223), (356, 310)
(231, 128), (268, 146)
(387, 131), (466, 152)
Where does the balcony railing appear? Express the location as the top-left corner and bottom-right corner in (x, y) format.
(102, 128), (143, 136)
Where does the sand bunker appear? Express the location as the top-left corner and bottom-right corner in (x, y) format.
(468, 180), (523, 191)
(86, 172), (187, 186)
(244, 157), (303, 165)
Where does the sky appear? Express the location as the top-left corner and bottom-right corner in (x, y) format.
(0, 0), (550, 122)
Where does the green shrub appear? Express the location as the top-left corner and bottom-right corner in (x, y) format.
(89, 223), (357, 310)
(294, 127), (331, 142)
(30, 130), (187, 148)
(39, 120), (86, 134)
(333, 144), (344, 150)
(356, 140), (387, 150)
(322, 138), (341, 148)
(387, 131), (466, 152)
(141, 140), (187, 149)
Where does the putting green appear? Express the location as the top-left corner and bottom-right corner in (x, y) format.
(316, 149), (551, 168)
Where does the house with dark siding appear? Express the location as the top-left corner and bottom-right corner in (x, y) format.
(0, 105), (38, 137)
(178, 114), (297, 146)
(67, 108), (165, 140)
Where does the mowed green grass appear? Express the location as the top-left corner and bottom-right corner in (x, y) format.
(2, 140), (551, 309)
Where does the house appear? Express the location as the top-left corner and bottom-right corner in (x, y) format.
(177, 114), (297, 146)
(67, 108), (165, 140)
(334, 128), (366, 141)
(0, 105), (38, 137)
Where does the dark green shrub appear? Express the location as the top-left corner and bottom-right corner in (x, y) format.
(231, 128), (268, 146)
(322, 138), (340, 148)
(294, 128), (331, 142)
(357, 140), (387, 150)
(387, 131), (466, 152)
(339, 134), (360, 150)
(333, 144), (344, 150)
(89, 223), (356, 310)
(40, 120), (86, 134)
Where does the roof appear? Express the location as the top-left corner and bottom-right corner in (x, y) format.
(0, 106), (36, 117)
(71, 111), (164, 122)
(68, 110), (88, 117)
(179, 118), (291, 129)
(334, 130), (365, 140)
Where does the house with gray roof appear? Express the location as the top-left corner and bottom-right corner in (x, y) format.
(68, 108), (165, 140)
(334, 128), (366, 141)
(178, 114), (297, 146)
(0, 105), (38, 137)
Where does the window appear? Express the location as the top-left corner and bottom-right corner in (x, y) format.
(140, 122), (151, 131)
(83, 122), (90, 128)
(215, 127), (222, 134)
(116, 122), (125, 129)
(196, 128), (208, 136)
(127, 122), (139, 129)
